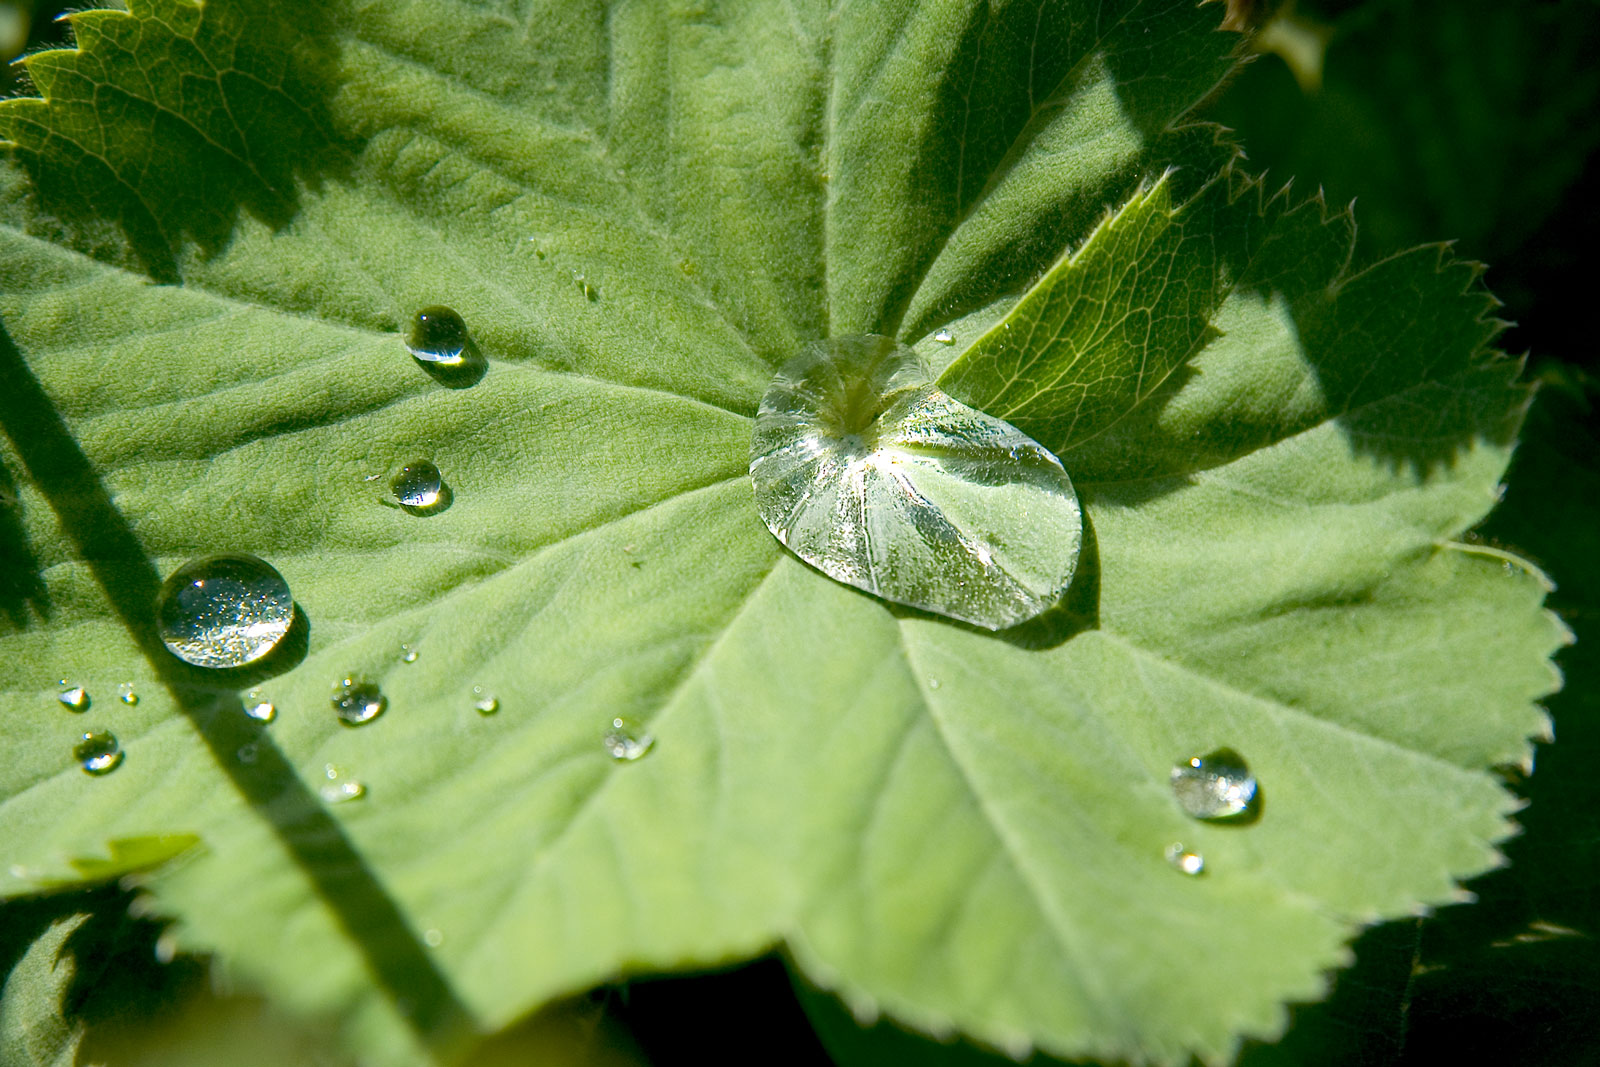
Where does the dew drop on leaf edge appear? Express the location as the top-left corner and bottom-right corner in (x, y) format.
(750, 334), (1082, 630)
(405, 306), (468, 365)
(75, 731), (123, 776)
(603, 718), (653, 761)
(1170, 747), (1259, 822)
(332, 678), (386, 727)
(156, 553), (294, 670)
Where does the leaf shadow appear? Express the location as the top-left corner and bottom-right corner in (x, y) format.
(0, 316), (475, 1056)
(0, 453), (51, 629)
(3, 0), (361, 283)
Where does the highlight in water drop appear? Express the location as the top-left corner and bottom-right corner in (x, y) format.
(75, 731), (124, 776)
(332, 677), (386, 727)
(471, 686), (499, 716)
(1164, 843), (1205, 876)
(405, 306), (468, 365)
(1170, 747), (1259, 822)
(117, 682), (139, 706)
(320, 764), (366, 803)
(243, 690), (277, 723)
(57, 684), (89, 713)
(750, 335), (1082, 630)
(156, 553), (294, 670)
(603, 718), (654, 761)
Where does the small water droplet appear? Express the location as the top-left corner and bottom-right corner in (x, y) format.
(57, 684), (90, 712)
(603, 718), (654, 761)
(423, 928), (444, 947)
(927, 677), (941, 690)
(156, 554), (294, 670)
(117, 682), (139, 706)
(332, 678), (386, 726)
(75, 731), (124, 775)
(237, 742), (259, 764)
(933, 328), (955, 344)
(405, 306), (468, 365)
(399, 643), (419, 664)
(1164, 843), (1205, 876)
(572, 271), (600, 301)
(1170, 747), (1258, 822)
(321, 780), (367, 803)
(471, 686), (499, 715)
(321, 764), (366, 803)
(390, 461), (446, 513)
(243, 690), (277, 722)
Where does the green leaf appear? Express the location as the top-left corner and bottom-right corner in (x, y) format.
(0, 915), (85, 1067)
(0, 2), (1565, 1066)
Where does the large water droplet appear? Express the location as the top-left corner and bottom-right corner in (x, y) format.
(75, 731), (124, 776)
(603, 718), (653, 761)
(471, 686), (499, 715)
(1164, 842), (1205, 876)
(750, 335), (1083, 630)
(406, 306), (468, 365)
(390, 461), (449, 514)
(332, 678), (386, 726)
(243, 690), (276, 723)
(156, 554), (294, 669)
(56, 683), (89, 712)
(1170, 747), (1258, 822)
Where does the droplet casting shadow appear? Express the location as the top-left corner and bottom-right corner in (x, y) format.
(0, 316), (474, 1057)
(414, 339), (487, 390)
(881, 505), (1102, 651)
(395, 483), (454, 517)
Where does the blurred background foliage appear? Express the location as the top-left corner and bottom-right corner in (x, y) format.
(1, 0), (1595, 1062)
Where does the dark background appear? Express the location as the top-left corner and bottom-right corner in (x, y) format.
(2, 0), (1596, 1063)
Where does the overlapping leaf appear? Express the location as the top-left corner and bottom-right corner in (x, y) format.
(0, 2), (1564, 1065)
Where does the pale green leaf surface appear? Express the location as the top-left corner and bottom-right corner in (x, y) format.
(0, 2), (1565, 1066)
